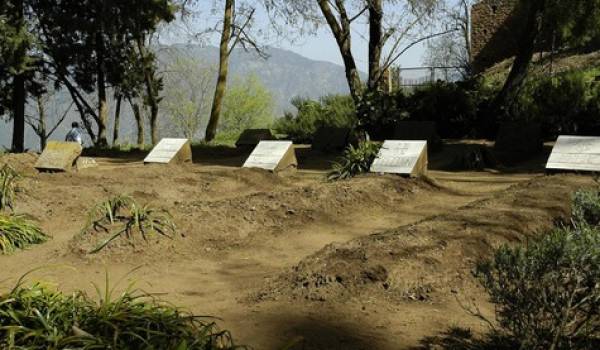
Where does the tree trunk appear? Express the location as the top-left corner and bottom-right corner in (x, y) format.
(205, 0), (234, 142)
(96, 31), (109, 147)
(130, 98), (145, 149)
(492, 1), (545, 117)
(317, 0), (363, 104)
(36, 95), (47, 150)
(113, 94), (122, 146)
(11, 0), (26, 153)
(368, 0), (383, 92)
(135, 37), (160, 145)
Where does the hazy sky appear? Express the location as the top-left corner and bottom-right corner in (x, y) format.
(168, 1), (437, 73)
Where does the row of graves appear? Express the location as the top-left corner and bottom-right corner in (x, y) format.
(33, 123), (600, 177)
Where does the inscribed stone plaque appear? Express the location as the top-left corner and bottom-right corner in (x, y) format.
(370, 140), (428, 177)
(546, 136), (600, 172)
(34, 141), (83, 172)
(235, 129), (275, 147)
(243, 141), (297, 172)
(312, 127), (351, 152)
(144, 138), (192, 164)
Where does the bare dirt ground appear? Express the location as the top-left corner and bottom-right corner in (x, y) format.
(0, 144), (595, 349)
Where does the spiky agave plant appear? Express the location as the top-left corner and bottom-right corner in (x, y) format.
(83, 195), (178, 254)
(0, 164), (21, 211)
(327, 141), (381, 181)
(0, 277), (239, 349)
(0, 214), (49, 254)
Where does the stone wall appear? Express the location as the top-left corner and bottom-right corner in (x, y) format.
(471, 0), (521, 73)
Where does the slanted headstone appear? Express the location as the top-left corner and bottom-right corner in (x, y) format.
(144, 138), (192, 165)
(393, 121), (441, 151)
(370, 140), (428, 177)
(312, 127), (351, 152)
(243, 141), (297, 172)
(546, 136), (600, 172)
(236, 129), (275, 148)
(35, 141), (83, 172)
(494, 122), (542, 162)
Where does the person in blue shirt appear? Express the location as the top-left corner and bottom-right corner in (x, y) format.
(65, 122), (83, 145)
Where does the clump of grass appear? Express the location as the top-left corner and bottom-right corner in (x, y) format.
(327, 141), (381, 181)
(81, 195), (178, 254)
(0, 164), (20, 211)
(0, 276), (239, 349)
(0, 214), (48, 254)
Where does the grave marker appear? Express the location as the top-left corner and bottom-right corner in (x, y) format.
(34, 141), (83, 172)
(243, 141), (297, 172)
(370, 140), (428, 177)
(312, 127), (351, 152)
(236, 129), (275, 148)
(144, 138), (192, 164)
(546, 135), (600, 172)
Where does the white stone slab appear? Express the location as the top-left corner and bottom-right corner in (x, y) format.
(144, 138), (192, 164)
(370, 140), (428, 176)
(243, 141), (296, 171)
(546, 136), (600, 172)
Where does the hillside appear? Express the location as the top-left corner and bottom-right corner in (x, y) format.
(0, 45), (355, 151)
(482, 50), (600, 87)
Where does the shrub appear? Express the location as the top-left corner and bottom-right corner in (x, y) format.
(81, 195), (178, 254)
(0, 282), (239, 349)
(275, 95), (356, 143)
(0, 214), (48, 254)
(327, 141), (381, 181)
(475, 225), (600, 350)
(0, 164), (20, 212)
(572, 189), (600, 226)
(407, 81), (479, 139)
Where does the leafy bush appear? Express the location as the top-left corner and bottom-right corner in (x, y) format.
(475, 225), (600, 350)
(328, 141), (381, 181)
(275, 95), (356, 143)
(407, 81), (479, 139)
(81, 195), (178, 254)
(0, 214), (48, 254)
(572, 189), (600, 226)
(508, 70), (600, 138)
(0, 282), (239, 349)
(0, 164), (20, 211)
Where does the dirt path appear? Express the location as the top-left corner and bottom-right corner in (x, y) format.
(0, 152), (548, 350)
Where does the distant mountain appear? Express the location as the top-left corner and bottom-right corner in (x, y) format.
(1, 45), (356, 150)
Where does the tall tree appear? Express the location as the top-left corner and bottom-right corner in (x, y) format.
(0, 1), (42, 152)
(204, 0), (263, 142)
(32, 0), (175, 146)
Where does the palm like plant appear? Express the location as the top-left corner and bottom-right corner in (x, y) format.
(328, 141), (381, 181)
(0, 164), (20, 212)
(82, 195), (178, 254)
(0, 214), (49, 254)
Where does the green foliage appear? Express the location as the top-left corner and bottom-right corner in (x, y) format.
(572, 189), (600, 226)
(327, 141), (381, 181)
(217, 74), (274, 141)
(512, 70), (600, 136)
(275, 94), (356, 143)
(81, 195), (178, 254)
(0, 281), (239, 349)
(0, 164), (20, 211)
(475, 225), (600, 350)
(407, 81), (480, 138)
(0, 214), (48, 254)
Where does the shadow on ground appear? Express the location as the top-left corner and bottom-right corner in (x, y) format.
(409, 327), (517, 350)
